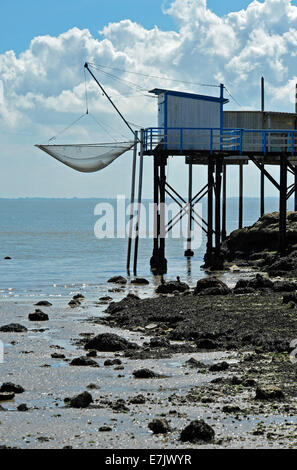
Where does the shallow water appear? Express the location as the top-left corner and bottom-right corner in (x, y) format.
(0, 197), (291, 300)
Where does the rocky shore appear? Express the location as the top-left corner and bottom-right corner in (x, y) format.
(1, 241), (297, 447)
(221, 211), (297, 277)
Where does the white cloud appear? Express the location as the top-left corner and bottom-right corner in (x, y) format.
(2, 0), (297, 196)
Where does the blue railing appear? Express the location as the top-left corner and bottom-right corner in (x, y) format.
(144, 127), (297, 155)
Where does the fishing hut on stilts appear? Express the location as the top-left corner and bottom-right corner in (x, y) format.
(35, 65), (297, 277)
(128, 78), (297, 275)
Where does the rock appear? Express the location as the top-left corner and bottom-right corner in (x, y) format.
(185, 358), (207, 368)
(131, 278), (149, 285)
(111, 399), (130, 413)
(209, 361), (229, 372)
(0, 323), (27, 333)
(242, 378), (257, 387)
(51, 353), (65, 359)
(222, 212), (297, 257)
(195, 338), (218, 350)
(86, 350), (97, 357)
(198, 286), (230, 296)
(180, 419), (215, 443)
(268, 257), (295, 276)
(148, 418), (170, 434)
(0, 382), (25, 394)
(194, 277), (230, 295)
(133, 368), (161, 379)
(99, 296), (113, 301)
(248, 274), (274, 289)
(107, 276), (127, 285)
(149, 337), (170, 349)
(104, 359), (122, 366)
(272, 281), (297, 292)
(68, 299), (81, 308)
(70, 356), (99, 367)
(129, 394), (146, 404)
(69, 391), (93, 408)
(0, 391), (15, 401)
(156, 279), (189, 294)
(84, 333), (139, 352)
(28, 309), (49, 321)
(255, 385), (284, 400)
(73, 294), (85, 300)
(35, 301), (52, 307)
(86, 383), (100, 390)
(222, 405), (242, 413)
(98, 426), (112, 432)
(17, 404), (28, 412)
(283, 293), (297, 304)
(233, 287), (256, 294)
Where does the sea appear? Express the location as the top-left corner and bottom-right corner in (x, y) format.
(0, 197), (293, 300)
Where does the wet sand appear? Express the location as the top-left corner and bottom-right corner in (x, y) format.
(1, 278), (297, 449)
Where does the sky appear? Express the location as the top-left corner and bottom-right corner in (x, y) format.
(1, 0), (297, 199)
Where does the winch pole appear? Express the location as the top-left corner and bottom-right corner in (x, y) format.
(84, 63), (140, 142)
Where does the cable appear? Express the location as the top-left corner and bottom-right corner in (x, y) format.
(48, 113), (87, 142)
(88, 62), (220, 89)
(224, 86), (242, 107)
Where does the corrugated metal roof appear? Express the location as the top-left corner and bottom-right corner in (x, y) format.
(150, 88), (229, 104)
(225, 110), (297, 116)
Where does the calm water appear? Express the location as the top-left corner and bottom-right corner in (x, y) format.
(0, 197), (292, 299)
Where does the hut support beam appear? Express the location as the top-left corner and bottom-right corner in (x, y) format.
(239, 164), (243, 229)
(185, 161), (194, 257)
(279, 154), (287, 254)
(222, 164), (227, 241)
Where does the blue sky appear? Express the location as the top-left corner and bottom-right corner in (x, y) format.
(1, 0), (297, 199)
(0, 0), (253, 55)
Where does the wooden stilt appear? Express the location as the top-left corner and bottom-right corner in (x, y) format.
(215, 157), (222, 256)
(158, 155), (167, 273)
(133, 129), (144, 276)
(126, 131), (138, 273)
(239, 164), (243, 229)
(295, 165), (297, 212)
(185, 161), (194, 257)
(206, 157), (214, 265)
(222, 164), (227, 240)
(260, 162), (265, 216)
(279, 154), (287, 254)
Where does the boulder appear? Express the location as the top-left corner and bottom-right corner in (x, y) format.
(255, 385), (284, 400)
(0, 383), (24, 394)
(0, 323), (27, 333)
(28, 309), (49, 321)
(209, 361), (229, 372)
(273, 281), (297, 292)
(35, 301), (52, 307)
(69, 391), (93, 408)
(107, 276), (127, 285)
(0, 391), (15, 401)
(180, 419), (215, 443)
(70, 356), (99, 367)
(17, 404), (28, 412)
(84, 333), (139, 352)
(132, 368), (161, 379)
(156, 279), (189, 294)
(195, 338), (218, 350)
(148, 418), (170, 434)
(131, 278), (149, 285)
(194, 277), (230, 295)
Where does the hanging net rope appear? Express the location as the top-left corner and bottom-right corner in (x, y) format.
(35, 142), (135, 173)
